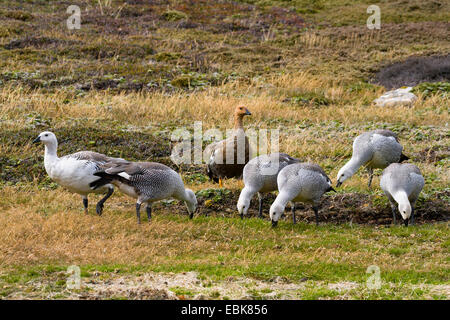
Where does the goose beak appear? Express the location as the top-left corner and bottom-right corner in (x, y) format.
(336, 181), (342, 188)
(32, 136), (41, 144)
(189, 212), (194, 219)
(271, 220), (278, 227)
(404, 219), (409, 227)
(245, 108), (251, 115)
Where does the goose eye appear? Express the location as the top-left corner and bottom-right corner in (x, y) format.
(45, 134), (48, 137)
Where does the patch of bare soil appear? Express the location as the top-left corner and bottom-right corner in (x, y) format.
(185, 189), (449, 225)
(11, 272), (447, 300)
(372, 54), (450, 89)
(413, 145), (450, 163)
(3, 37), (78, 50)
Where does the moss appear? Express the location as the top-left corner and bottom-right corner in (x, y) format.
(0, 10), (33, 21)
(161, 9), (188, 21)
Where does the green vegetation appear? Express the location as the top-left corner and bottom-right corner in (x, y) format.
(0, 0), (448, 299)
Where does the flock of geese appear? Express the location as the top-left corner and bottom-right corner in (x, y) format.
(32, 106), (425, 227)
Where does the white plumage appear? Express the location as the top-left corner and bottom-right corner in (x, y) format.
(336, 129), (408, 188)
(237, 153), (300, 218)
(269, 163), (334, 227)
(33, 131), (121, 215)
(380, 163), (424, 226)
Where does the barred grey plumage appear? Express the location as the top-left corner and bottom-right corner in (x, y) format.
(91, 161), (197, 224)
(270, 162), (335, 227)
(237, 153), (301, 219)
(336, 129), (409, 188)
(380, 163), (424, 226)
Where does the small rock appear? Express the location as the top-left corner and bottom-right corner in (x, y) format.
(374, 87), (417, 107)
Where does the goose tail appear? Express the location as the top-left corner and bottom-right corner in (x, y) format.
(90, 172), (114, 190)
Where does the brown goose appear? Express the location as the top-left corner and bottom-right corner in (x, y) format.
(205, 105), (253, 188)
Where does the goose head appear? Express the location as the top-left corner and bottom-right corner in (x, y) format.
(185, 189), (198, 219)
(336, 165), (354, 187)
(235, 105), (251, 118)
(398, 202), (412, 226)
(237, 196), (250, 219)
(33, 131), (57, 147)
(269, 203), (284, 227)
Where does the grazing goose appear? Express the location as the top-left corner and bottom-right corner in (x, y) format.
(269, 163), (335, 227)
(380, 163), (424, 226)
(32, 131), (122, 215)
(205, 105), (253, 188)
(90, 161), (197, 224)
(336, 129), (409, 188)
(237, 153), (300, 219)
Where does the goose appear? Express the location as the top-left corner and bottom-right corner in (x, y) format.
(90, 161), (197, 224)
(205, 105), (252, 188)
(237, 153), (301, 219)
(380, 163), (424, 226)
(32, 131), (122, 215)
(269, 163), (335, 227)
(336, 129), (409, 188)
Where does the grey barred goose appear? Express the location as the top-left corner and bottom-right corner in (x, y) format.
(336, 129), (409, 188)
(380, 163), (424, 226)
(33, 131), (123, 215)
(90, 161), (197, 224)
(205, 105), (253, 188)
(270, 162), (335, 227)
(237, 153), (300, 219)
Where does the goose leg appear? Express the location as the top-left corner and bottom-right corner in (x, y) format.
(219, 178), (223, 188)
(146, 204), (152, 222)
(390, 204), (397, 225)
(136, 202), (141, 224)
(291, 203), (296, 225)
(313, 206), (319, 226)
(257, 192), (263, 218)
(82, 196), (88, 215)
(367, 168), (374, 188)
(96, 187), (114, 216)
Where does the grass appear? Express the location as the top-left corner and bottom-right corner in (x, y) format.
(0, 0), (449, 299)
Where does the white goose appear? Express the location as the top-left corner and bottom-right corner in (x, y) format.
(380, 163), (425, 226)
(33, 131), (122, 215)
(336, 129), (409, 188)
(237, 153), (300, 219)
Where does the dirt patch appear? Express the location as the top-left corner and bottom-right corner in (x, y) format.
(186, 189), (449, 225)
(5, 271), (448, 299)
(413, 145), (450, 163)
(372, 55), (450, 89)
(3, 37), (78, 50)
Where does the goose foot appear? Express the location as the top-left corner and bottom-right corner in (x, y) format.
(96, 202), (104, 216)
(313, 206), (319, 226)
(146, 205), (152, 222)
(291, 204), (296, 225)
(136, 203), (141, 225)
(367, 168), (373, 188)
(96, 187), (114, 216)
(83, 197), (88, 215)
